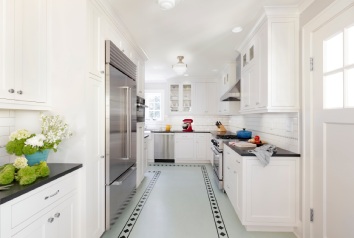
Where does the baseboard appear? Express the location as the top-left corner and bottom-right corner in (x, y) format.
(294, 221), (303, 238)
(245, 225), (294, 232)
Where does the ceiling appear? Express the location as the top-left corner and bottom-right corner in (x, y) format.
(108, 0), (301, 83)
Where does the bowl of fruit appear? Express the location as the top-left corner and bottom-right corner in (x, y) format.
(248, 135), (266, 147)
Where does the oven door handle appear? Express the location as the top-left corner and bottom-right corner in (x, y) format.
(211, 147), (220, 156)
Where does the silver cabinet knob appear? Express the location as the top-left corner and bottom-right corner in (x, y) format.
(100, 71), (104, 74)
(17, 90), (23, 95)
(8, 89), (14, 93)
(48, 217), (54, 223)
(100, 155), (105, 158)
(54, 213), (60, 218)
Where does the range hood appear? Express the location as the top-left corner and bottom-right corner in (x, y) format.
(220, 55), (241, 102)
(220, 80), (241, 101)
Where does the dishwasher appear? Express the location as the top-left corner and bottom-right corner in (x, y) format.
(154, 133), (175, 163)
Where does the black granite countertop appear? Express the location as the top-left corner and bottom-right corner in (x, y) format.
(151, 130), (210, 133)
(224, 143), (300, 157)
(0, 163), (82, 205)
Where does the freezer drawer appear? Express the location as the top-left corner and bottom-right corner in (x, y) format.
(105, 166), (136, 230)
(154, 133), (175, 162)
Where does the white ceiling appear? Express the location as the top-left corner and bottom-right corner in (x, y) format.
(109, 0), (301, 83)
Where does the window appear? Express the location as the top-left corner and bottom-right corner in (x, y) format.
(145, 90), (164, 121)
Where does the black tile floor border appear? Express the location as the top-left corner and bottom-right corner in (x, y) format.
(116, 164), (229, 238)
(117, 171), (161, 238)
(201, 165), (230, 238)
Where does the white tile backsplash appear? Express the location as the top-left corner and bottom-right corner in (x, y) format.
(0, 110), (15, 165)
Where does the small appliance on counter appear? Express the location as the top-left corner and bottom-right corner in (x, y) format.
(215, 121), (226, 132)
(182, 118), (193, 132)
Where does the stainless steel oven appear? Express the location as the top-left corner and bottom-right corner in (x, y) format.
(211, 146), (223, 189)
(137, 96), (147, 122)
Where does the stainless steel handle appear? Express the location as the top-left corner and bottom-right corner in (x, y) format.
(211, 147), (220, 156)
(48, 217), (54, 223)
(54, 213), (60, 218)
(127, 87), (132, 159)
(17, 90), (23, 95)
(44, 190), (59, 200)
(100, 70), (104, 74)
(112, 167), (136, 186)
(8, 89), (14, 93)
(100, 155), (105, 158)
(137, 103), (148, 108)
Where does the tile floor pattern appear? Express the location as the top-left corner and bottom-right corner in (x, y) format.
(103, 164), (297, 238)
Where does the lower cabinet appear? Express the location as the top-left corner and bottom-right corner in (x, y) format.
(223, 145), (299, 232)
(137, 123), (147, 187)
(0, 171), (80, 238)
(174, 133), (211, 162)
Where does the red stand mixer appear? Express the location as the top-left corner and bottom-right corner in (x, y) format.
(182, 119), (193, 132)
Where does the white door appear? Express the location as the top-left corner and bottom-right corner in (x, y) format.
(310, 4), (354, 238)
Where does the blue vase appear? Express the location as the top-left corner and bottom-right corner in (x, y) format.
(24, 149), (50, 166)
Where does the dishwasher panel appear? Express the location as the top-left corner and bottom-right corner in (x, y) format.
(154, 133), (175, 162)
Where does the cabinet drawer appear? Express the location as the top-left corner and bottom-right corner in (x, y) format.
(175, 133), (194, 140)
(194, 133), (209, 139)
(11, 173), (77, 228)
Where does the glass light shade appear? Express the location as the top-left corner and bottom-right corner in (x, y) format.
(173, 63), (187, 75)
(158, 0), (175, 10)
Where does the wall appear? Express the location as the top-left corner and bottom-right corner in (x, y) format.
(0, 110), (15, 165)
(228, 113), (299, 153)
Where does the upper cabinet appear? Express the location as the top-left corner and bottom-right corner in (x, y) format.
(194, 82), (218, 115)
(220, 62), (237, 97)
(238, 7), (299, 114)
(0, 0), (49, 110)
(169, 83), (192, 113)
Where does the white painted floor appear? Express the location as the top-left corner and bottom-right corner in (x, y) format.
(103, 164), (297, 238)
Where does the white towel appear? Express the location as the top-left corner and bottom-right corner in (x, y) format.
(248, 144), (277, 167)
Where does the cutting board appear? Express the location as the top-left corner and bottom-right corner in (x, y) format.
(229, 141), (257, 148)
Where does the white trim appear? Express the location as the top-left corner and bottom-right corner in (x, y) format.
(302, 1), (354, 238)
(298, 0), (315, 13)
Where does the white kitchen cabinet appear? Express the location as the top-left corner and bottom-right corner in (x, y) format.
(223, 145), (299, 231)
(174, 133), (211, 163)
(88, 0), (105, 80)
(175, 133), (195, 161)
(193, 82), (218, 115)
(218, 101), (240, 115)
(137, 61), (145, 97)
(146, 133), (154, 163)
(238, 8), (299, 113)
(0, 171), (80, 238)
(169, 83), (192, 113)
(0, 0), (49, 109)
(137, 123), (146, 187)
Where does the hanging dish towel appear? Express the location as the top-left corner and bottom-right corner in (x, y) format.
(248, 144), (277, 167)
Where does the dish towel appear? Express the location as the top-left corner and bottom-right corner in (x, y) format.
(248, 144), (277, 167)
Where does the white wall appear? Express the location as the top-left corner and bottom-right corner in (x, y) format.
(228, 113), (299, 153)
(0, 110), (15, 165)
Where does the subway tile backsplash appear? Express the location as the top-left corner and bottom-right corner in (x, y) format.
(146, 112), (299, 153)
(0, 110), (15, 165)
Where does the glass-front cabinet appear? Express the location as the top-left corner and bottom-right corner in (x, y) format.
(169, 83), (192, 113)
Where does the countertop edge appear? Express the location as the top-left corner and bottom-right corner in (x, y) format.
(224, 143), (301, 157)
(0, 163), (83, 205)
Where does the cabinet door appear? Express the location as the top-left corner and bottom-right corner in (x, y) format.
(206, 83), (218, 114)
(195, 134), (209, 160)
(233, 154), (243, 217)
(14, 0), (47, 103)
(223, 146), (235, 201)
(85, 77), (105, 238)
(182, 84), (192, 112)
(0, 0), (15, 100)
(175, 134), (194, 160)
(13, 196), (76, 238)
(169, 84), (180, 112)
(193, 83), (207, 114)
(136, 123), (145, 187)
(137, 61), (145, 97)
(241, 68), (251, 110)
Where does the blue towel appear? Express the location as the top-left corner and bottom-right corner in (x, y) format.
(248, 144), (277, 167)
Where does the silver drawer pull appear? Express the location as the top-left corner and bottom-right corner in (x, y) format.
(54, 213), (61, 218)
(236, 160), (241, 164)
(48, 217), (54, 223)
(45, 190), (59, 200)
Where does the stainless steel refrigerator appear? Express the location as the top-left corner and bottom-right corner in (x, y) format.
(105, 40), (137, 230)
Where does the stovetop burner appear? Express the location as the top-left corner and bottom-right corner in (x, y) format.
(216, 135), (238, 139)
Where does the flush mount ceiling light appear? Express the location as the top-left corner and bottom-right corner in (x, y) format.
(172, 56), (187, 75)
(232, 26), (243, 33)
(158, 0), (176, 10)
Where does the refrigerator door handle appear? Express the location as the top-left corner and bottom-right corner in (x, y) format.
(127, 87), (132, 159)
(111, 167), (136, 186)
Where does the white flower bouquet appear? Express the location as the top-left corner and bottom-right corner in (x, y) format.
(6, 114), (72, 156)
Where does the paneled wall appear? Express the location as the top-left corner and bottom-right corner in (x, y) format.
(0, 110), (15, 165)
